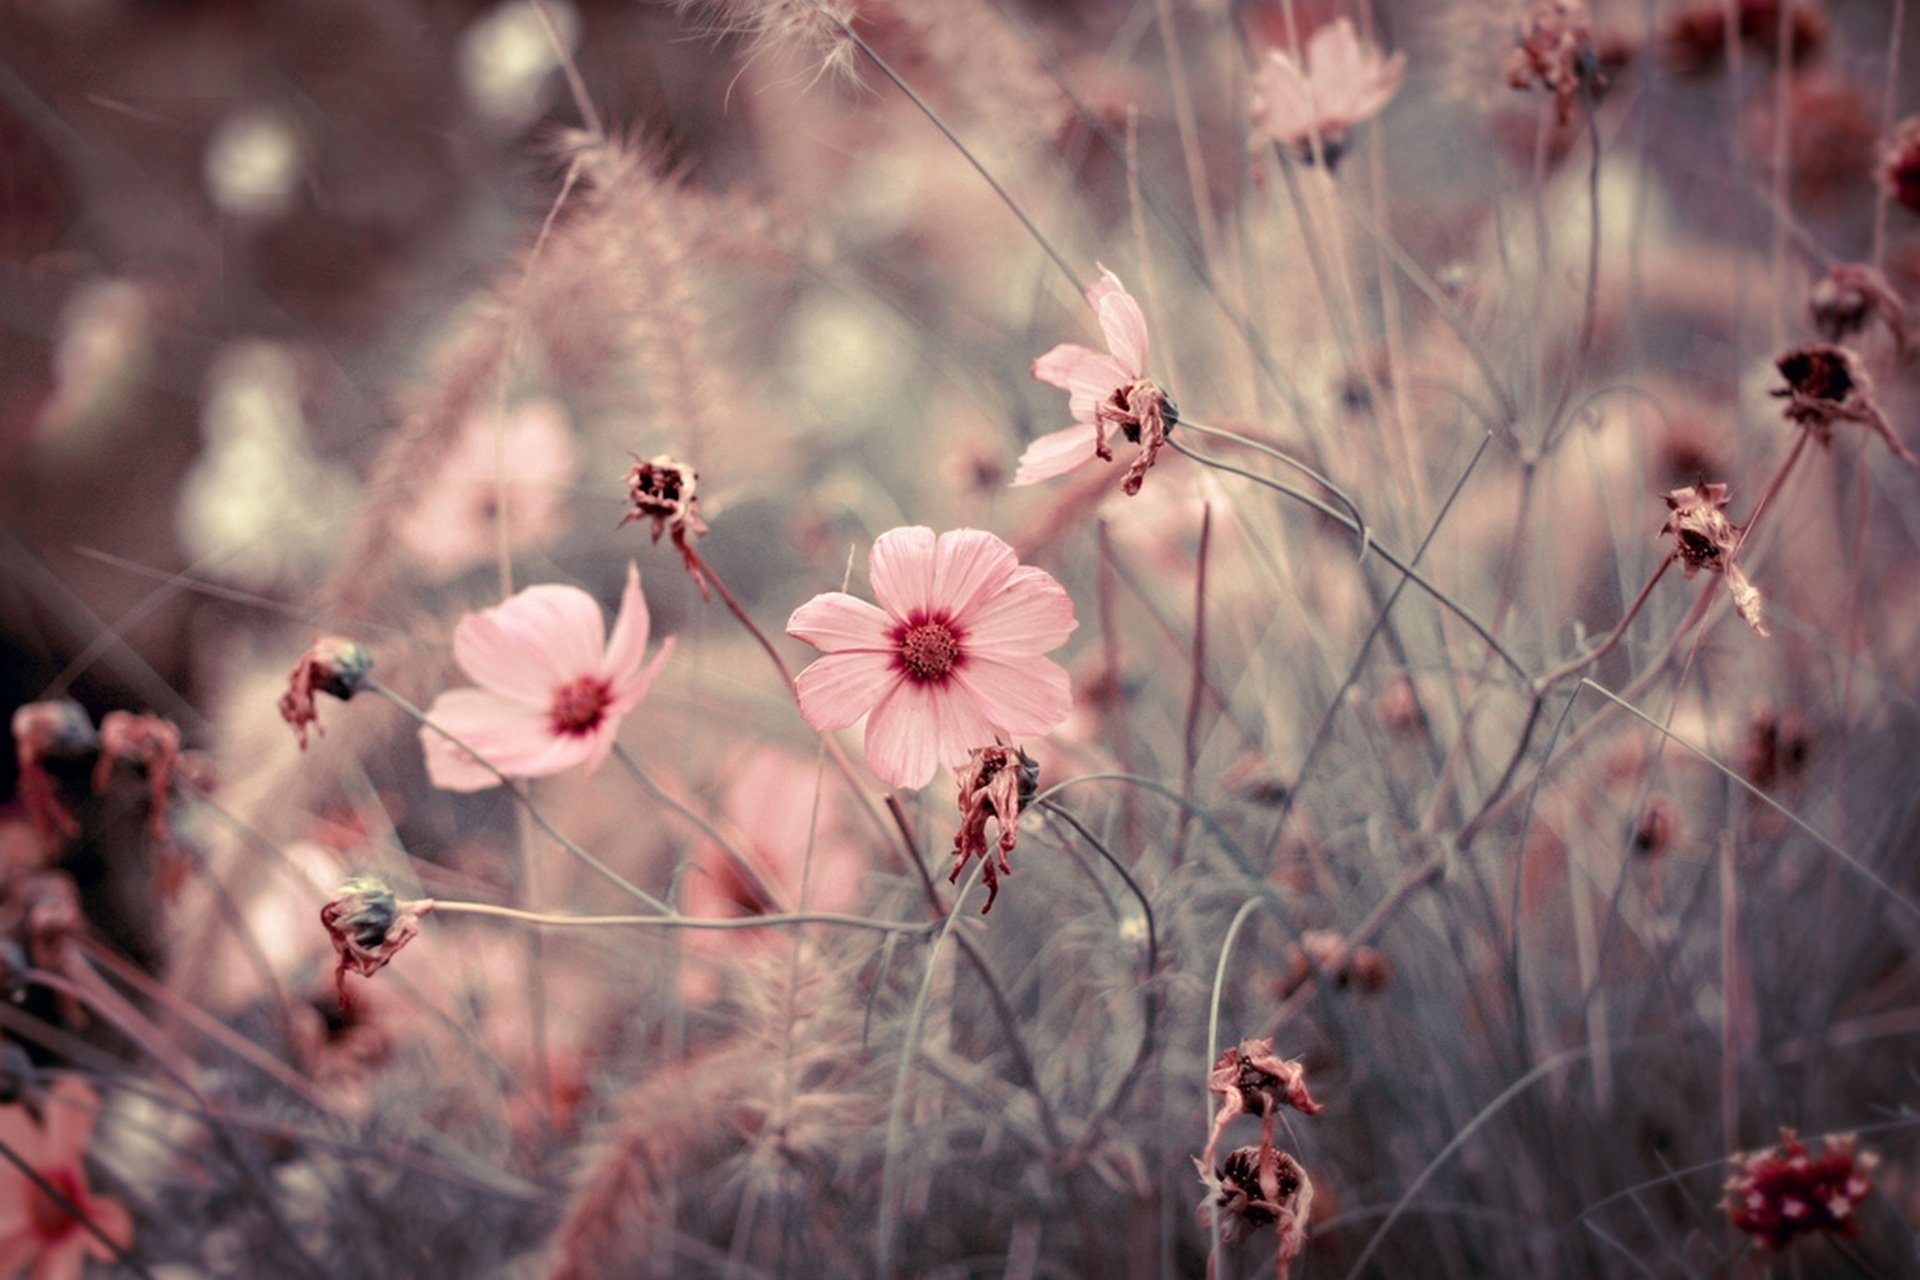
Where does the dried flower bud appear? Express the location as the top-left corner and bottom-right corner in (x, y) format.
(1773, 344), (1915, 463)
(1200, 1038), (1323, 1172)
(1809, 264), (1906, 352)
(1278, 929), (1391, 997)
(91, 711), (182, 839)
(279, 638), (373, 750)
(1661, 483), (1769, 636)
(1883, 116), (1920, 218)
(1506, 1), (1598, 127)
(1196, 1144), (1314, 1268)
(950, 744), (1038, 914)
(1099, 382), (1176, 497)
(10, 700), (97, 848)
(620, 454), (713, 594)
(319, 876), (431, 1006)
(1726, 1129), (1878, 1249)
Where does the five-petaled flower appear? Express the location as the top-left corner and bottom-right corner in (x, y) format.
(0, 1078), (133, 1280)
(787, 528), (1077, 790)
(1015, 270), (1176, 495)
(1661, 482), (1768, 637)
(1725, 1129), (1878, 1250)
(1248, 18), (1405, 167)
(419, 563), (675, 791)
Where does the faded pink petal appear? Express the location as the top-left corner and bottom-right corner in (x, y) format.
(787, 592), (894, 653)
(962, 567), (1078, 656)
(956, 657), (1073, 736)
(931, 529), (1020, 618)
(454, 584), (605, 701)
(1032, 341), (1107, 391)
(80, 1198), (132, 1259)
(864, 679), (997, 789)
(610, 636), (676, 711)
(422, 689), (573, 791)
(1012, 423), (1102, 487)
(599, 563), (653, 683)
(1250, 18), (1402, 149)
(795, 651), (899, 731)
(869, 525), (940, 621)
(1091, 268), (1149, 375)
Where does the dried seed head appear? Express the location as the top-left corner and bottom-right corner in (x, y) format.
(1196, 1144), (1314, 1264)
(950, 744), (1038, 914)
(319, 876), (431, 1006)
(1773, 344), (1915, 463)
(1096, 381), (1176, 497)
(1808, 264), (1906, 351)
(1661, 483), (1769, 636)
(1726, 1129), (1878, 1249)
(619, 454), (708, 544)
(279, 638), (373, 750)
(1505, 1), (1598, 126)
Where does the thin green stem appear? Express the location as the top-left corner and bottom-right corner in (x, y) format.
(426, 898), (934, 936)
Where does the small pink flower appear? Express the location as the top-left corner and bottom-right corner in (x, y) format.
(0, 1079), (134, 1280)
(1015, 269), (1176, 494)
(786, 527), (1077, 790)
(420, 563), (675, 791)
(1249, 19), (1405, 165)
(397, 397), (579, 581)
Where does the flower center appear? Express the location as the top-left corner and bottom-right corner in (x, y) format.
(897, 619), (961, 682)
(28, 1168), (85, 1244)
(549, 677), (612, 736)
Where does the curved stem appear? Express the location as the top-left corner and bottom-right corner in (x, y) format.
(1179, 418), (1371, 557)
(426, 898), (934, 936)
(609, 743), (786, 914)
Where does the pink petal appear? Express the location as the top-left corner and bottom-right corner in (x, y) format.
(1251, 50), (1316, 145)
(868, 525), (938, 621)
(959, 565), (1078, 656)
(42, 1080), (96, 1163)
(787, 591), (894, 652)
(1011, 423), (1103, 486)
(794, 651), (899, 732)
(1061, 351), (1134, 423)
(611, 635), (675, 713)
(33, 1242), (85, 1280)
(954, 655), (1073, 737)
(0, 1104), (46, 1171)
(1308, 19), (1364, 89)
(599, 563), (652, 684)
(1032, 341), (1107, 391)
(420, 688), (587, 791)
(0, 1229), (37, 1279)
(862, 678), (996, 789)
(1091, 270), (1149, 376)
(80, 1197), (133, 1256)
(453, 583), (606, 704)
(931, 529), (1020, 619)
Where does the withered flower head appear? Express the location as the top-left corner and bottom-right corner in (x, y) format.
(1200, 1038), (1323, 1173)
(950, 744), (1038, 914)
(1108, 382), (1177, 497)
(1661, 483), (1768, 636)
(1278, 929), (1391, 998)
(619, 454), (708, 543)
(1883, 116), (1920, 218)
(91, 712), (182, 840)
(319, 876), (431, 1006)
(10, 701), (98, 848)
(1505, 0), (1598, 127)
(1773, 344), (1915, 463)
(1809, 264), (1906, 352)
(1196, 1144), (1314, 1266)
(278, 638), (373, 751)
(1726, 1129), (1878, 1250)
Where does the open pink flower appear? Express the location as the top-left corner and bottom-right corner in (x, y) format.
(787, 527), (1076, 790)
(1250, 18), (1405, 164)
(0, 1079), (133, 1280)
(420, 563), (674, 791)
(1015, 269), (1175, 495)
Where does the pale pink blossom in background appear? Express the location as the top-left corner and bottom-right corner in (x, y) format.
(1249, 19), (1405, 160)
(787, 527), (1077, 790)
(421, 563), (674, 790)
(398, 397), (579, 580)
(0, 1079), (133, 1280)
(1015, 269), (1172, 492)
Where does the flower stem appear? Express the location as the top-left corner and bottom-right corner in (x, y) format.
(424, 898), (933, 935)
(609, 743), (788, 915)
(364, 678), (672, 915)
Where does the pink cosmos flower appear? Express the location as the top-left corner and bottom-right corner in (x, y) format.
(398, 397), (579, 581)
(1249, 18), (1405, 165)
(420, 563), (674, 791)
(1015, 269), (1175, 494)
(786, 527), (1077, 790)
(0, 1079), (133, 1280)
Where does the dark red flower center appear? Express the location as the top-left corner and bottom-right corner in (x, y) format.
(549, 676), (612, 736)
(897, 618), (962, 682)
(28, 1167), (85, 1243)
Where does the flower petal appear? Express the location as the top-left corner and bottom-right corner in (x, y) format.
(599, 563), (652, 684)
(954, 655), (1073, 737)
(80, 1197), (133, 1256)
(611, 635), (675, 711)
(1062, 352), (1133, 424)
(42, 1080), (97, 1162)
(931, 529), (1019, 619)
(795, 652), (899, 732)
(959, 565), (1078, 656)
(787, 591), (895, 653)
(420, 688), (588, 791)
(862, 678), (996, 789)
(453, 583), (607, 703)
(1091, 270), (1149, 376)
(868, 525), (938, 621)
(1251, 49), (1316, 146)
(1032, 342), (1108, 391)
(1011, 423), (1102, 486)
